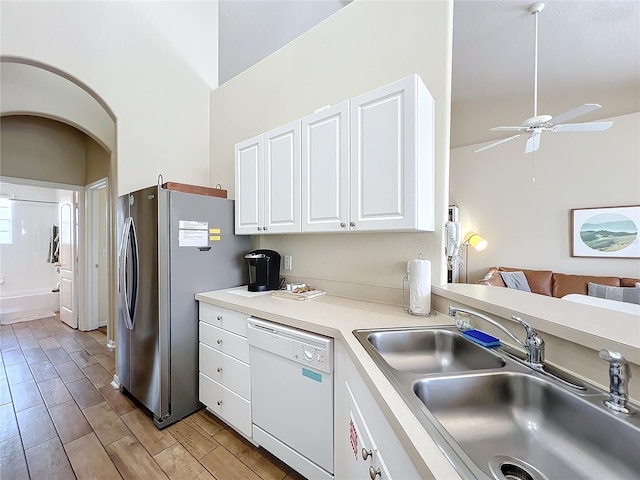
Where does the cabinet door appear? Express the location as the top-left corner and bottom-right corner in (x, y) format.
(341, 382), (392, 480)
(301, 102), (350, 232)
(334, 341), (423, 479)
(264, 120), (301, 233)
(235, 135), (264, 234)
(350, 75), (434, 232)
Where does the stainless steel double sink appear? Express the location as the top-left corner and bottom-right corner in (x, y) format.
(354, 327), (640, 480)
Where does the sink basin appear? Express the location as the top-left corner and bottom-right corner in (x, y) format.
(414, 372), (640, 479)
(363, 328), (505, 374)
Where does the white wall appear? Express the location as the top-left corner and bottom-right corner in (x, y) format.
(1, 1), (217, 195)
(210, 0), (453, 302)
(0, 183), (60, 297)
(450, 111), (640, 282)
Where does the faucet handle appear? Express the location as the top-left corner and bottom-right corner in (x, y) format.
(512, 316), (545, 367)
(512, 316), (533, 334)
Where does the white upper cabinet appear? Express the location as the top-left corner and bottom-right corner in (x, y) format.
(235, 74), (434, 235)
(264, 121), (301, 233)
(301, 102), (350, 232)
(235, 135), (263, 235)
(350, 74), (434, 232)
(235, 121), (301, 234)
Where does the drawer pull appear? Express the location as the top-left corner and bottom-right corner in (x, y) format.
(362, 448), (372, 461)
(217, 400), (223, 406)
(216, 339), (223, 345)
(369, 466), (381, 479)
(217, 315), (222, 321)
(217, 367), (223, 373)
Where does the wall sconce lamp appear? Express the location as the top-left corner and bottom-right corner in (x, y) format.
(463, 231), (487, 282)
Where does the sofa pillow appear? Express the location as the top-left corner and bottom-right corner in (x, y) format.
(621, 277), (640, 287)
(477, 267), (506, 287)
(500, 267), (553, 296)
(499, 271), (531, 292)
(588, 282), (640, 305)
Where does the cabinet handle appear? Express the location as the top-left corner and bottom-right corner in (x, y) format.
(350, 222), (356, 227)
(263, 226), (268, 231)
(217, 367), (223, 373)
(340, 222), (346, 228)
(369, 466), (381, 479)
(361, 448), (372, 460)
(217, 400), (223, 406)
(216, 339), (222, 345)
(257, 227), (263, 231)
(216, 315), (222, 321)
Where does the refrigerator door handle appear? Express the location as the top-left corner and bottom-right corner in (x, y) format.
(119, 216), (139, 330)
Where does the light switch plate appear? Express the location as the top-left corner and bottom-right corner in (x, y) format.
(284, 255), (292, 271)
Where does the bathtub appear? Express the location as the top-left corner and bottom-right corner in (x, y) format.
(0, 289), (60, 323)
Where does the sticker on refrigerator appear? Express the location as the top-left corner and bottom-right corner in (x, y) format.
(179, 220), (208, 230)
(178, 220), (209, 247)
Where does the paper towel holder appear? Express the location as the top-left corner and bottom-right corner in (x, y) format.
(402, 253), (437, 316)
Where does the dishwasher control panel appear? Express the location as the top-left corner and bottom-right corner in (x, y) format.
(248, 317), (333, 374)
(293, 341), (329, 371)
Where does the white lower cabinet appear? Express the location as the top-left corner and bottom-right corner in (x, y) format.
(335, 341), (422, 479)
(198, 303), (253, 440)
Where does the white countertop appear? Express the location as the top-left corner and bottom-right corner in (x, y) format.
(432, 284), (640, 364)
(195, 287), (462, 480)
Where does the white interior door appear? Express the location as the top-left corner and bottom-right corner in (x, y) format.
(59, 191), (77, 328)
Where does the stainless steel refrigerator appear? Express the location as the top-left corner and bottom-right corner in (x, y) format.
(117, 185), (249, 428)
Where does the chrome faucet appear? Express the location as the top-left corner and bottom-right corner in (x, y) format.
(599, 349), (633, 414)
(449, 306), (545, 368)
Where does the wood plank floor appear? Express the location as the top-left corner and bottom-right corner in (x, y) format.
(0, 315), (305, 480)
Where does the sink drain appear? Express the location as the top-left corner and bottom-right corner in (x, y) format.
(501, 463), (534, 480)
(488, 456), (548, 480)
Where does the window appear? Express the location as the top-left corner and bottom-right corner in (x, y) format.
(0, 196), (13, 245)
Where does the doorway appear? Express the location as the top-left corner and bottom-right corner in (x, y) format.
(0, 178), (83, 328)
(86, 178), (113, 345)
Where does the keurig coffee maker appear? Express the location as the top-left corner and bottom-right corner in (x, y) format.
(245, 249), (281, 291)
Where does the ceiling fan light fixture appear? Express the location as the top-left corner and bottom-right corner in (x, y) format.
(528, 3), (545, 16)
(475, 1), (613, 155)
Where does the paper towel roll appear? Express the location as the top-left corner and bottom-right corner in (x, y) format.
(407, 258), (431, 315)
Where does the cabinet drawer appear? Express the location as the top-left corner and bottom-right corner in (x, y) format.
(199, 343), (251, 400)
(200, 322), (250, 363)
(199, 372), (252, 438)
(199, 303), (248, 337)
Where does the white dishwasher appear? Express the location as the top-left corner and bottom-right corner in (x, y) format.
(248, 317), (334, 480)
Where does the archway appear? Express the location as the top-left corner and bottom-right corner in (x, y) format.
(1, 58), (118, 350)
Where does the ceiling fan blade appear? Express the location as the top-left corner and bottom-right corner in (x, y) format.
(548, 104), (601, 125)
(490, 126), (526, 132)
(474, 134), (521, 153)
(525, 133), (540, 154)
(552, 121), (613, 132)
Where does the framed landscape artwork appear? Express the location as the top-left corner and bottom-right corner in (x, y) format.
(572, 205), (640, 258)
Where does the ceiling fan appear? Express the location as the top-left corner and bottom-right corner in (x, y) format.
(475, 2), (613, 154)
